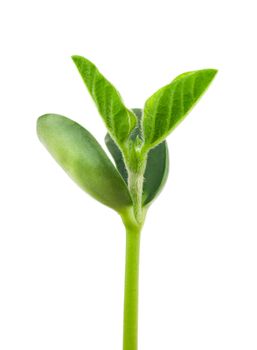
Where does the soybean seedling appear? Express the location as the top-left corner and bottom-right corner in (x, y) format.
(37, 56), (217, 350)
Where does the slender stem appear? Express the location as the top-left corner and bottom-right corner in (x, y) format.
(127, 171), (144, 223)
(126, 153), (147, 224)
(120, 147), (147, 350)
(123, 223), (141, 350)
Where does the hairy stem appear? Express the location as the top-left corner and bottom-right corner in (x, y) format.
(126, 151), (147, 224)
(127, 171), (144, 223)
(120, 148), (147, 350)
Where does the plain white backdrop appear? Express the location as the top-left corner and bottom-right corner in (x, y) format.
(1, 0), (257, 349)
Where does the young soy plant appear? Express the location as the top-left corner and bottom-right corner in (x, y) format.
(37, 56), (217, 350)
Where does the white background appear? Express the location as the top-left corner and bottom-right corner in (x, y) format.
(0, 0), (257, 349)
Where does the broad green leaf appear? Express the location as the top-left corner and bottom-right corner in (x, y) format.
(72, 55), (136, 147)
(143, 69), (217, 149)
(37, 114), (132, 212)
(105, 109), (169, 206)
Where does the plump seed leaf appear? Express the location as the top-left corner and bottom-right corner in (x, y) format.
(105, 109), (169, 206)
(37, 114), (132, 212)
(72, 55), (137, 147)
(143, 141), (169, 205)
(143, 69), (217, 149)
(105, 133), (128, 182)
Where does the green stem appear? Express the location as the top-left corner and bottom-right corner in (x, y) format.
(123, 222), (141, 350)
(126, 152), (147, 224)
(127, 171), (144, 223)
(120, 148), (147, 350)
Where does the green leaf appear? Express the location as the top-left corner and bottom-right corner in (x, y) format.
(105, 109), (169, 206)
(72, 55), (137, 147)
(37, 114), (132, 212)
(143, 69), (217, 149)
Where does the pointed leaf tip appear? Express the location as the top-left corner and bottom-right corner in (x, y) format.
(71, 55), (136, 148)
(143, 68), (217, 149)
